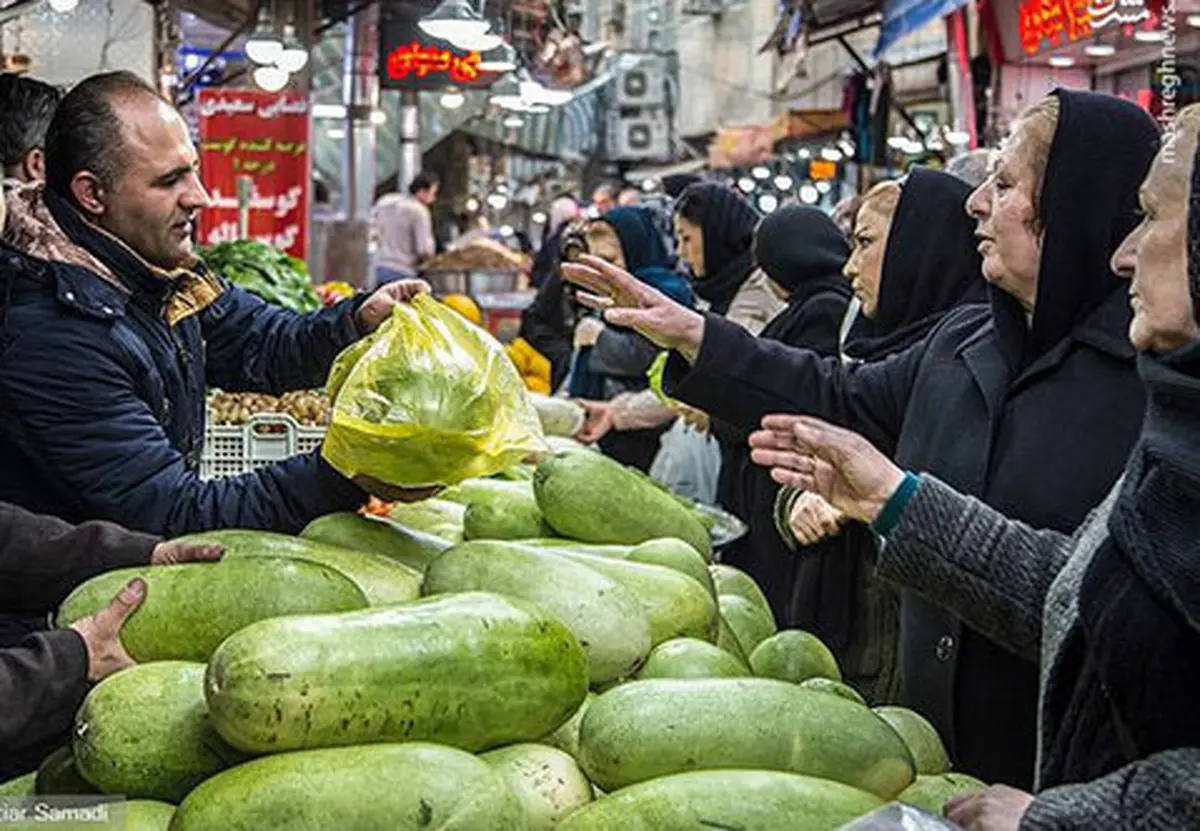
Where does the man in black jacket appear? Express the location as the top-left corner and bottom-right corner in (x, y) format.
(0, 503), (222, 777)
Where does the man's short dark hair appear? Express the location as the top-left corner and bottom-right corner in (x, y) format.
(0, 73), (61, 170)
(408, 171), (439, 196)
(44, 71), (161, 200)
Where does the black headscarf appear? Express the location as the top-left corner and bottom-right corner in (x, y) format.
(991, 89), (1159, 370)
(1043, 129), (1200, 789)
(755, 205), (852, 345)
(845, 168), (987, 361)
(675, 182), (761, 315)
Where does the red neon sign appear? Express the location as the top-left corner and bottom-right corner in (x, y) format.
(386, 42), (481, 84)
(1018, 0), (1093, 55)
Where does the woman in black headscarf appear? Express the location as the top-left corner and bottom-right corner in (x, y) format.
(561, 89), (1157, 788)
(752, 104), (1200, 830)
(843, 169), (989, 362)
(673, 183), (782, 331)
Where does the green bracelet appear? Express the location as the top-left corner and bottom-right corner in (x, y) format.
(870, 472), (922, 537)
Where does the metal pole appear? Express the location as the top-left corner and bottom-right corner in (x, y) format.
(397, 90), (421, 192)
(341, 1), (379, 219)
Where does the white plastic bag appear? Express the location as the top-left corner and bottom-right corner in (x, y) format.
(837, 803), (962, 831)
(649, 419), (722, 506)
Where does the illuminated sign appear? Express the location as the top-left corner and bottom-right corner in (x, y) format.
(385, 42), (482, 85)
(1088, 0), (1149, 28)
(808, 160), (838, 180)
(1018, 0), (1093, 56)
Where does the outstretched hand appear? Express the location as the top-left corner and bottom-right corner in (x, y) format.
(561, 255), (706, 362)
(749, 414), (905, 525)
(71, 578), (145, 682)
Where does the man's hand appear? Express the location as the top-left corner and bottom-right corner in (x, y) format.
(150, 540), (225, 566)
(356, 279), (432, 333)
(673, 402), (710, 433)
(748, 415), (905, 525)
(788, 490), (846, 545)
(945, 785), (1034, 831)
(562, 255), (706, 363)
(574, 399), (615, 444)
(70, 578), (145, 682)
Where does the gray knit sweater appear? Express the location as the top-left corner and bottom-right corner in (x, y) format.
(880, 475), (1200, 829)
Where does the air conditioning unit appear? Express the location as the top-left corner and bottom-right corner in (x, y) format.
(616, 55), (667, 108)
(611, 112), (670, 160)
(681, 0), (722, 15)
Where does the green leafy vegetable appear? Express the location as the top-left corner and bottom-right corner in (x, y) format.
(201, 240), (321, 313)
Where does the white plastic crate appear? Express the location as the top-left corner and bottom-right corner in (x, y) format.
(201, 412), (327, 479)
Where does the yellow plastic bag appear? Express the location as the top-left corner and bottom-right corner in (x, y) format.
(322, 294), (547, 487)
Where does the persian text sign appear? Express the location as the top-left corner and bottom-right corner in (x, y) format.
(386, 42), (481, 85)
(1018, 0), (1093, 55)
(196, 89), (310, 258)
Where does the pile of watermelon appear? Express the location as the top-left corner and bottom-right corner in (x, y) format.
(1, 449), (985, 830)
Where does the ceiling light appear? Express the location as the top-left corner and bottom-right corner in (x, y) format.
(751, 165), (771, 180)
(441, 88), (465, 110)
(326, 127), (346, 140)
(252, 65), (289, 92)
(815, 181), (832, 194)
(903, 138), (925, 155)
(1134, 29), (1166, 42)
(451, 31), (503, 52)
(532, 211), (548, 224)
(641, 178), (657, 192)
(486, 193), (509, 210)
(737, 177), (755, 194)
(276, 24), (309, 73)
(418, 0), (492, 49)
(370, 110), (387, 125)
(245, 10), (283, 66)
(519, 79), (572, 107)
(945, 129), (971, 146)
(887, 135), (908, 149)
(479, 42), (517, 73)
(757, 193), (779, 213)
(47, 0), (78, 12)
(798, 148), (811, 159)
(820, 147), (843, 162)
(799, 184), (820, 204)
(499, 224), (514, 237)
(503, 114), (524, 128)
(1048, 55), (1076, 67)
(1188, 14), (1200, 27)
(1085, 43), (1116, 56)
(773, 174), (793, 190)
(465, 197), (480, 212)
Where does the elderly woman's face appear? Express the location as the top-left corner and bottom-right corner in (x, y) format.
(842, 198), (894, 318)
(966, 122), (1044, 312)
(1111, 122), (1200, 353)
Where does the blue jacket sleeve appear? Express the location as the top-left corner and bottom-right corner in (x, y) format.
(201, 283), (366, 394)
(662, 312), (926, 455)
(0, 326), (366, 537)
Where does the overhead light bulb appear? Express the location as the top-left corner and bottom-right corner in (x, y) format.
(451, 31), (503, 52)
(519, 79), (572, 107)
(418, 0), (492, 49)
(487, 193), (509, 210)
(799, 184), (820, 204)
(370, 110), (387, 125)
(757, 193), (779, 213)
(499, 224), (514, 237)
(737, 177), (755, 194)
(945, 129), (971, 146)
(1134, 28), (1165, 42)
(1085, 43), (1116, 56)
(532, 211), (548, 224)
(502, 114), (524, 128)
(1048, 55), (1076, 67)
(47, 0), (78, 12)
(479, 42), (518, 73)
(887, 135), (908, 149)
(751, 165), (771, 180)
(642, 178), (658, 192)
(903, 138), (925, 155)
(773, 175), (793, 191)
(276, 24), (309, 73)
(1188, 14), (1200, 27)
(820, 147), (843, 162)
(798, 148), (811, 159)
(839, 139), (856, 158)
(245, 11), (283, 66)
(441, 88), (465, 109)
(465, 197), (480, 212)
(815, 181), (832, 194)
(252, 65), (289, 92)
(327, 127), (346, 140)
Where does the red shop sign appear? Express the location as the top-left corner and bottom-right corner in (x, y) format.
(1018, 0), (1093, 55)
(195, 89), (310, 259)
(385, 41), (481, 85)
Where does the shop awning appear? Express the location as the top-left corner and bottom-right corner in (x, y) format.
(623, 158), (707, 184)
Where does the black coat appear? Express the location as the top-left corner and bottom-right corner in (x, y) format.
(667, 290), (1144, 785)
(0, 502), (159, 777)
